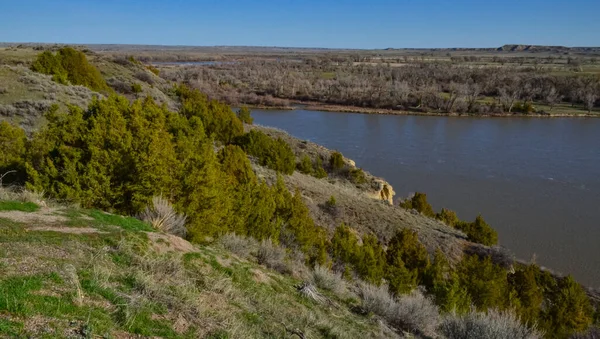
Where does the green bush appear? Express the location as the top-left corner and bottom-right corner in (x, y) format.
(0, 121), (27, 185)
(386, 229), (430, 295)
(356, 234), (386, 285)
(31, 47), (109, 92)
(457, 255), (508, 311)
(424, 250), (471, 314)
(235, 130), (295, 174)
(131, 83), (143, 94)
(313, 157), (328, 178)
(455, 215), (498, 246)
(177, 85), (244, 144)
(297, 155), (314, 175)
(146, 65), (160, 76)
(218, 145), (256, 185)
(399, 192), (435, 218)
(329, 151), (345, 171)
(542, 275), (594, 336)
(436, 208), (459, 227)
(237, 106), (254, 124)
(348, 168), (367, 184)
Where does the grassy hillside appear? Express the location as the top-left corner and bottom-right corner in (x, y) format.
(0, 189), (400, 338)
(0, 46), (175, 133)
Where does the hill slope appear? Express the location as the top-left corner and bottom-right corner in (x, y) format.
(0, 193), (399, 338)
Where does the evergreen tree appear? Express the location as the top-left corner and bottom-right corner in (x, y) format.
(313, 156), (328, 178)
(509, 264), (544, 324)
(329, 151), (345, 171)
(218, 145), (256, 186)
(386, 228), (430, 282)
(543, 275), (594, 337)
(457, 255), (508, 311)
(436, 208), (459, 227)
(237, 106), (254, 124)
(0, 121), (27, 184)
(455, 215), (498, 246)
(297, 155), (314, 175)
(399, 192), (435, 218)
(356, 234), (386, 285)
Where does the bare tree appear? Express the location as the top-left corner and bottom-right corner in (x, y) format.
(584, 91), (597, 113)
(545, 86), (563, 111)
(499, 84), (522, 113)
(463, 82), (481, 113)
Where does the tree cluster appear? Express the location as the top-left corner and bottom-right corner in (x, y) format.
(160, 58), (600, 113)
(400, 192), (498, 246)
(31, 47), (110, 92)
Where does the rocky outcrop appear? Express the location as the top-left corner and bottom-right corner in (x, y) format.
(366, 177), (395, 205)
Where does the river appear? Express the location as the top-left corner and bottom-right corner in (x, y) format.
(251, 108), (600, 287)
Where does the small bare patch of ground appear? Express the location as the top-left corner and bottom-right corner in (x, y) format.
(0, 207), (67, 225)
(146, 232), (198, 254)
(26, 226), (104, 234)
(216, 255), (233, 268)
(0, 242), (90, 276)
(252, 268), (271, 284)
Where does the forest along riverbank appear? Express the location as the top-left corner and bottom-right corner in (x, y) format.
(297, 102), (600, 118)
(251, 108), (600, 287)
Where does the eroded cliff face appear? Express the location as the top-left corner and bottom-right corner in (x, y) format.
(366, 177), (396, 205)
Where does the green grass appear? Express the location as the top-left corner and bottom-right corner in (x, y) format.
(0, 200), (39, 212)
(0, 318), (24, 337)
(64, 209), (154, 232)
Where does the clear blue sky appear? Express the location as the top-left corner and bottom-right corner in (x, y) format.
(1, 0), (598, 48)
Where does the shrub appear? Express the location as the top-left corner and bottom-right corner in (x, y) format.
(313, 157), (328, 178)
(399, 192), (435, 218)
(424, 250), (471, 314)
(394, 290), (441, 336)
(457, 255), (508, 311)
(355, 234), (386, 285)
(107, 78), (133, 94)
(329, 151), (345, 171)
(348, 168), (367, 185)
(135, 71), (154, 85)
(217, 145), (256, 185)
(256, 239), (289, 273)
(455, 215), (498, 246)
(146, 65), (160, 76)
(177, 85), (244, 144)
(386, 229), (430, 282)
(359, 282), (398, 319)
(330, 223), (361, 268)
(237, 106), (253, 124)
(131, 83), (143, 94)
(297, 155), (314, 175)
(139, 196), (187, 237)
(0, 121), (27, 185)
(509, 264), (544, 324)
(31, 47), (109, 91)
(436, 208), (459, 227)
(311, 265), (347, 296)
(235, 130), (295, 174)
(543, 275), (594, 336)
(439, 309), (543, 339)
(219, 233), (258, 259)
(359, 283), (440, 336)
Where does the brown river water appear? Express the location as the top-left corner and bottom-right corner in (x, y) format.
(251, 108), (600, 287)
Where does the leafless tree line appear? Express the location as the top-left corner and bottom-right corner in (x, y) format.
(159, 59), (600, 114)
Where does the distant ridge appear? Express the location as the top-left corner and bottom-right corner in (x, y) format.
(1, 42), (599, 53)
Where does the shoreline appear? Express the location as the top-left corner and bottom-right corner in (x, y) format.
(246, 101), (600, 118)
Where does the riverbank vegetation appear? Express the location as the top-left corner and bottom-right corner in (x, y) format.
(150, 46), (600, 116)
(1, 46), (599, 337)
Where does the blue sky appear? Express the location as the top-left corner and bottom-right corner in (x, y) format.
(1, 0), (598, 48)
